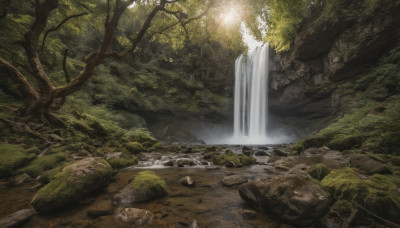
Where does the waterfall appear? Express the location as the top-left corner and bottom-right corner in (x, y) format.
(233, 45), (270, 144)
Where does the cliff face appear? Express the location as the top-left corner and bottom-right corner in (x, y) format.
(269, 0), (400, 135)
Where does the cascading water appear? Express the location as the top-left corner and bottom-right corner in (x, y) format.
(233, 45), (270, 144)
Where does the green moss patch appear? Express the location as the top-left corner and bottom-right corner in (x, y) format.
(125, 142), (143, 154)
(18, 153), (66, 177)
(212, 151), (255, 167)
(321, 168), (400, 223)
(107, 157), (138, 169)
(31, 158), (112, 212)
(327, 135), (362, 151)
(130, 170), (167, 199)
(308, 163), (331, 180)
(0, 144), (35, 178)
(128, 129), (158, 147)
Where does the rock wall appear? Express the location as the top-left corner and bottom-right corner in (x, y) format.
(268, 0), (400, 134)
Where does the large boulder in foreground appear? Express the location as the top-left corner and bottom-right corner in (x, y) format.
(31, 157), (112, 213)
(239, 175), (331, 226)
(113, 170), (167, 205)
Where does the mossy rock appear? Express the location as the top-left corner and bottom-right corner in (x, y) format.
(129, 130), (158, 147)
(113, 170), (167, 204)
(321, 168), (400, 223)
(31, 157), (112, 213)
(0, 144), (36, 178)
(307, 163), (331, 181)
(107, 157), (138, 169)
(125, 142), (144, 154)
(212, 151), (255, 167)
(302, 136), (325, 149)
(18, 153), (66, 177)
(327, 135), (362, 151)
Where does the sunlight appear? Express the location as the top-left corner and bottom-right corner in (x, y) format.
(220, 7), (239, 26)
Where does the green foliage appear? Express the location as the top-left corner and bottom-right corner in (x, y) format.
(0, 144), (36, 177)
(308, 163), (331, 181)
(264, 0), (316, 51)
(125, 142), (144, 154)
(127, 129), (158, 147)
(18, 153), (66, 177)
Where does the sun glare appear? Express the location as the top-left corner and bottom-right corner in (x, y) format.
(221, 7), (239, 26)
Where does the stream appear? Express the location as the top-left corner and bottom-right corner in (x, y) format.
(0, 145), (294, 228)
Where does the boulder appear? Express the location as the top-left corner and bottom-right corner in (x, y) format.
(113, 170), (167, 205)
(31, 157), (112, 213)
(254, 151), (267, 156)
(239, 175), (331, 226)
(177, 159), (195, 167)
(350, 155), (391, 174)
(163, 160), (175, 167)
(115, 208), (154, 225)
(272, 149), (287, 157)
(104, 152), (123, 160)
(179, 176), (195, 187)
(221, 174), (249, 187)
(242, 146), (254, 156)
(0, 208), (36, 228)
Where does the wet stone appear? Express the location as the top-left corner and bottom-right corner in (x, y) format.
(180, 176), (195, 187)
(0, 208), (36, 228)
(14, 173), (32, 185)
(163, 160), (175, 167)
(255, 151), (267, 156)
(114, 208), (154, 225)
(221, 174), (249, 187)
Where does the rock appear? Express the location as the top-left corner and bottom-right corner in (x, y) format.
(350, 155), (391, 174)
(180, 176), (195, 187)
(240, 209), (257, 219)
(14, 173), (32, 185)
(86, 200), (114, 218)
(163, 160), (175, 167)
(239, 175), (331, 226)
(242, 146), (254, 156)
(177, 159), (195, 167)
(272, 149), (287, 157)
(31, 157), (112, 213)
(254, 151), (267, 156)
(115, 208), (154, 225)
(0, 208), (36, 228)
(104, 152), (123, 160)
(113, 170), (167, 205)
(320, 200), (356, 228)
(287, 164), (309, 176)
(221, 174), (249, 187)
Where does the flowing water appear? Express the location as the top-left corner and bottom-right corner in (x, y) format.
(0, 147), (294, 228)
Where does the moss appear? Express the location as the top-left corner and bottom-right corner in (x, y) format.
(327, 135), (362, 151)
(308, 163), (331, 181)
(321, 168), (400, 222)
(107, 157), (138, 169)
(290, 139), (305, 154)
(130, 170), (167, 199)
(18, 153), (66, 177)
(212, 151), (255, 166)
(31, 158), (112, 212)
(128, 129), (158, 147)
(148, 142), (162, 151)
(0, 144), (35, 178)
(125, 142), (143, 154)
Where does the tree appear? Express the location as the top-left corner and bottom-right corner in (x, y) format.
(0, 0), (214, 124)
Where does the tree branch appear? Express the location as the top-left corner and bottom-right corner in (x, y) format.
(41, 12), (88, 50)
(53, 0), (136, 98)
(0, 57), (39, 105)
(24, 0), (59, 95)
